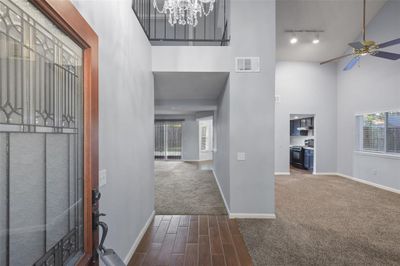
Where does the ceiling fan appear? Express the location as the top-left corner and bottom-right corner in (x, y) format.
(320, 0), (400, 70)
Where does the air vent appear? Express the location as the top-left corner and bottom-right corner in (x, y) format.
(235, 57), (260, 73)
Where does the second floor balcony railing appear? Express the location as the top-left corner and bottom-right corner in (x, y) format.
(132, 0), (230, 46)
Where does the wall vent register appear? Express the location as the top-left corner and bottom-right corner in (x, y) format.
(235, 57), (260, 73)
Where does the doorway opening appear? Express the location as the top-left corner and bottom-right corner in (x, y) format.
(153, 72), (229, 216)
(289, 114), (316, 175)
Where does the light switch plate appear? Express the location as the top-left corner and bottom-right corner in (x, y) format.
(99, 169), (107, 187)
(237, 152), (246, 161)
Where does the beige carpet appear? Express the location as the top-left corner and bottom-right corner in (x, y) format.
(155, 161), (227, 215)
(238, 173), (400, 265)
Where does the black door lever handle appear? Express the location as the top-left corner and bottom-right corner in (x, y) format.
(98, 221), (109, 253)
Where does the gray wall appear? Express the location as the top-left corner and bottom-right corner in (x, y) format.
(214, 80), (230, 206)
(182, 118), (200, 161)
(275, 62), (338, 174)
(150, 1), (277, 216)
(228, 0), (276, 214)
(155, 114), (199, 161)
(337, 0), (400, 189)
(72, 0), (155, 261)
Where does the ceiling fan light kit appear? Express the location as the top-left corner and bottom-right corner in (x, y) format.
(320, 0), (400, 71)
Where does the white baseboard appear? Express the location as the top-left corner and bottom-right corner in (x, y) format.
(211, 170), (277, 220)
(274, 172), (290, 176)
(211, 169), (231, 217)
(229, 213), (276, 219)
(124, 210), (155, 264)
(314, 172), (338, 176)
(336, 173), (400, 195)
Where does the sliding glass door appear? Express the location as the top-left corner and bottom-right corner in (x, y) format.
(154, 121), (182, 160)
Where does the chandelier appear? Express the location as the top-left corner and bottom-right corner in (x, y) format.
(153, 0), (216, 27)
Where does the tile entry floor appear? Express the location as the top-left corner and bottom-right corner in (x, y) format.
(128, 215), (253, 266)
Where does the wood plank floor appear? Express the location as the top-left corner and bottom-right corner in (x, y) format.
(129, 215), (253, 266)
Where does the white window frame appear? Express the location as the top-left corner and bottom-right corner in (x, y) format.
(198, 118), (213, 153)
(200, 125), (209, 152)
(355, 110), (400, 157)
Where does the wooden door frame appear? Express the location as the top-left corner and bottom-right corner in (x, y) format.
(30, 0), (99, 265)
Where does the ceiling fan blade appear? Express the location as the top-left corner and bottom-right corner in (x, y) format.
(372, 51), (400, 60)
(378, 38), (400, 49)
(320, 53), (353, 65)
(348, 42), (364, 49)
(343, 57), (360, 71)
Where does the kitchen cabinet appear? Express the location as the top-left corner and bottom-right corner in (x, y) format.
(290, 117), (314, 136)
(290, 119), (301, 136)
(290, 120), (294, 136)
(304, 149), (314, 170)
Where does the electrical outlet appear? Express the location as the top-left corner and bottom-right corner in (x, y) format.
(99, 169), (107, 187)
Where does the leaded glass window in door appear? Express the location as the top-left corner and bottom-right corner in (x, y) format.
(0, 0), (84, 265)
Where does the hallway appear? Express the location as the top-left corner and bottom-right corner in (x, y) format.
(155, 161), (227, 215)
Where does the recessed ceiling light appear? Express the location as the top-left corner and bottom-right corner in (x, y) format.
(290, 37), (298, 44)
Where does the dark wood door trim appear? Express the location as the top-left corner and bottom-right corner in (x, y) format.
(30, 1), (99, 265)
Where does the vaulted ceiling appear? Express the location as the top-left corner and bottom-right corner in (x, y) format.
(277, 0), (387, 62)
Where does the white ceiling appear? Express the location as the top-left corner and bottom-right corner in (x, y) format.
(277, 0), (387, 62)
(154, 72), (229, 101)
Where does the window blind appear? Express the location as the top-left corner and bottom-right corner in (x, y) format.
(356, 111), (400, 154)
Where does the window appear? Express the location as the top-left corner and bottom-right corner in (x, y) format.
(356, 111), (400, 154)
(387, 112), (400, 153)
(201, 125), (209, 151)
(199, 118), (213, 152)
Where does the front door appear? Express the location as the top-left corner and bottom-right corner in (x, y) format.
(0, 0), (98, 265)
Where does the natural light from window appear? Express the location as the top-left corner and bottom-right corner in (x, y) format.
(356, 112), (400, 154)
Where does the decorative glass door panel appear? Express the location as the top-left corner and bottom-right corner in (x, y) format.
(0, 0), (84, 265)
